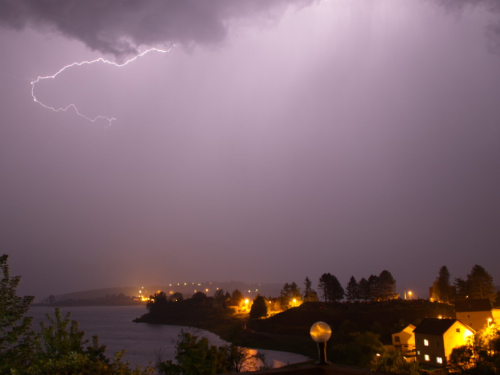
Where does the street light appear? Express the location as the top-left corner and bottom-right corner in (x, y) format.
(408, 291), (412, 300)
(310, 321), (332, 365)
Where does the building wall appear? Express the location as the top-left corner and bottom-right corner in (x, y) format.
(415, 333), (446, 367)
(392, 325), (415, 354)
(415, 322), (474, 368)
(455, 311), (492, 331)
(442, 321), (474, 359)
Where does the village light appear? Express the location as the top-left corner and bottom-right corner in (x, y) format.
(310, 321), (332, 365)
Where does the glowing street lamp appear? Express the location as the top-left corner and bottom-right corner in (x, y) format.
(408, 291), (413, 300)
(310, 321), (332, 365)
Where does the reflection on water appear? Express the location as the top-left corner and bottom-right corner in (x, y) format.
(29, 305), (308, 369)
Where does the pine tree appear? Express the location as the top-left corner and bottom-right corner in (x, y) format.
(467, 265), (496, 303)
(249, 295), (268, 319)
(358, 277), (370, 301)
(318, 273), (344, 302)
(377, 270), (398, 300)
(435, 266), (451, 303)
(345, 276), (360, 301)
(303, 276), (318, 302)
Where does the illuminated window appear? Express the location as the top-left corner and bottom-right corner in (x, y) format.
(417, 351), (420, 355)
(425, 355), (430, 361)
(437, 357), (443, 364)
(424, 339), (429, 346)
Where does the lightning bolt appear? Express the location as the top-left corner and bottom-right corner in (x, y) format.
(30, 46), (174, 126)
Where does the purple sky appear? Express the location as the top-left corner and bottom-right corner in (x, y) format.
(1, 0), (500, 300)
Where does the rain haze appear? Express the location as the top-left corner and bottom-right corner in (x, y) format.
(1, 0), (499, 301)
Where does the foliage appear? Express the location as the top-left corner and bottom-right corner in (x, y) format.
(329, 331), (384, 367)
(170, 292), (184, 302)
(279, 282), (301, 309)
(358, 277), (370, 301)
(249, 295), (267, 320)
(371, 350), (420, 375)
(345, 276), (360, 301)
(213, 289), (226, 304)
(448, 327), (500, 374)
(303, 277), (318, 302)
(454, 265), (496, 303)
(318, 273), (344, 302)
(434, 265), (451, 303)
(231, 289), (244, 303)
(455, 277), (470, 299)
(377, 270), (398, 300)
(147, 291), (169, 315)
(0, 254), (35, 372)
(468, 265), (496, 303)
(0, 254), (152, 375)
(157, 330), (265, 375)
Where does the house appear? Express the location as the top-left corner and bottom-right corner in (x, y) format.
(414, 318), (475, 368)
(392, 324), (416, 357)
(455, 299), (493, 330)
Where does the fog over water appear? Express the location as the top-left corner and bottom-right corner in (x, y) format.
(1, 0), (500, 300)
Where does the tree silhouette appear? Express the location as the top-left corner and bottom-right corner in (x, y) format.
(345, 276), (360, 301)
(249, 295), (268, 319)
(318, 273), (344, 302)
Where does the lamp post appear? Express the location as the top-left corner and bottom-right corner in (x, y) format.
(408, 291), (412, 300)
(310, 321), (332, 365)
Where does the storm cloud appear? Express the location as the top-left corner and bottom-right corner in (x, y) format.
(0, 0), (315, 57)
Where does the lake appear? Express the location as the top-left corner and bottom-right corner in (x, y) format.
(29, 305), (309, 370)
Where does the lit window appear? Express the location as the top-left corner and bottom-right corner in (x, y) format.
(425, 355), (430, 361)
(417, 351), (420, 355)
(424, 339), (429, 346)
(437, 357), (443, 364)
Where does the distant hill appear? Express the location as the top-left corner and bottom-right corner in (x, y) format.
(41, 281), (283, 304)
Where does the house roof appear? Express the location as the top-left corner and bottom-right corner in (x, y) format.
(413, 318), (457, 335)
(455, 298), (492, 312)
(394, 324), (416, 335)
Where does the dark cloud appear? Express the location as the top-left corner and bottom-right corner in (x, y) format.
(433, 0), (500, 52)
(0, 0), (315, 57)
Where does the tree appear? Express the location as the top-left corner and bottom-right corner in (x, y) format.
(435, 266), (451, 303)
(0, 254), (35, 370)
(157, 330), (264, 374)
(279, 282), (301, 309)
(455, 277), (470, 299)
(147, 291), (169, 316)
(29, 308), (153, 374)
(213, 289), (226, 304)
(170, 292), (184, 302)
(303, 277), (318, 302)
(318, 273), (344, 302)
(231, 289), (243, 303)
(377, 270), (398, 300)
(345, 276), (360, 301)
(0, 254), (152, 375)
(467, 264), (496, 303)
(358, 277), (370, 301)
(249, 296), (267, 319)
(367, 275), (380, 301)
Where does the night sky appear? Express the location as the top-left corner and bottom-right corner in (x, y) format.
(1, 0), (499, 300)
